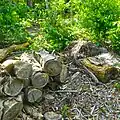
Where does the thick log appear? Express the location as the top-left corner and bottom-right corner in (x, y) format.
(2, 95), (23, 120)
(4, 77), (24, 96)
(31, 72), (49, 89)
(25, 87), (42, 103)
(82, 58), (119, 83)
(0, 42), (29, 62)
(33, 50), (62, 76)
(14, 61), (32, 87)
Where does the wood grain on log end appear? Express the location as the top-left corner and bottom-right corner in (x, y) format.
(26, 87), (42, 103)
(31, 72), (49, 89)
(4, 78), (24, 96)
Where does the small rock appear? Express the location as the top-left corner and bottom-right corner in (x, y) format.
(44, 111), (62, 120)
(44, 94), (55, 101)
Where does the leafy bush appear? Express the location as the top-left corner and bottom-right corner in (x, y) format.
(79, 0), (120, 41)
(0, 0), (29, 47)
(107, 21), (120, 53)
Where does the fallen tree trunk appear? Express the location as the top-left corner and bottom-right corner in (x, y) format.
(0, 42), (29, 62)
(82, 58), (119, 83)
(33, 50), (62, 76)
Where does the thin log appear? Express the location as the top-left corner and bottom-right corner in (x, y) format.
(4, 77), (24, 96)
(0, 42), (29, 62)
(82, 58), (119, 83)
(31, 72), (49, 89)
(25, 87), (42, 103)
(33, 50), (62, 76)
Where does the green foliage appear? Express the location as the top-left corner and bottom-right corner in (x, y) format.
(61, 104), (70, 118)
(107, 21), (120, 53)
(80, 0), (120, 40)
(0, 0), (120, 52)
(0, 0), (29, 47)
(114, 82), (120, 91)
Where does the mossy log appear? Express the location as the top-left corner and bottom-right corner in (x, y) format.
(82, 59), (119, 83)
(1, 59), (19, 73)
(0, 42), (29, 62)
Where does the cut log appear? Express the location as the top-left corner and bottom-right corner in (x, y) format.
(20, 52), (42, 74)
(4, 77), (24, 96)
(0, 42), (29, 62)
(25, 87), (42, 103)
(82, 58), (119, 83)
(31, 72), (49, 89)
(0, 85), (6, 96)
(33, 50), (62, 76)
(2, 95), (23, 120)
(14, 61), (32, 87)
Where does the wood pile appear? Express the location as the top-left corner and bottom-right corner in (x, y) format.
(0, 41), (119, 120)
(0, 48), (64, 120)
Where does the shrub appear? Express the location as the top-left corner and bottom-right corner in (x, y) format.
(79, 0), (120, 41)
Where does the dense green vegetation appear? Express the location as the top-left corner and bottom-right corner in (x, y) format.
(0, 0), (120, 53)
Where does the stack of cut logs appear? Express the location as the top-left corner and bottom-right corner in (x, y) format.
(0, 50), (65, 120)
(0, 41), (119, 120)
